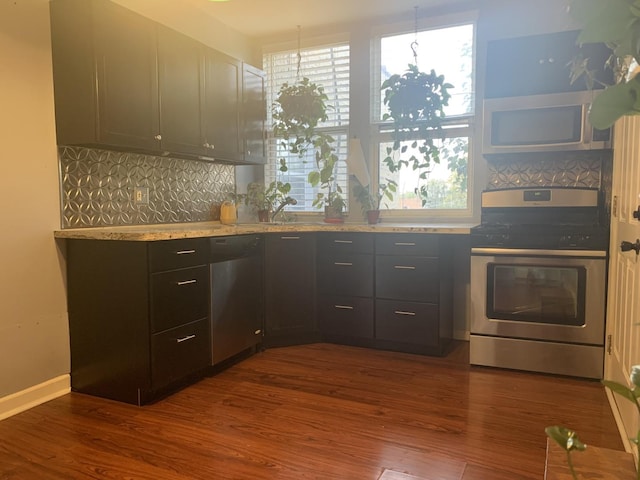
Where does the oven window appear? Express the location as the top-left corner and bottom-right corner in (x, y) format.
(486, 264), (586, 326)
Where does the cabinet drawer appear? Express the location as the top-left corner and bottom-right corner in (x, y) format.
(375, 299), (439, 347)
(151, 265), (209, 333)
(376, 255), (439, 302)
(151, 318), (210, 390)
(375, 234), (440, 256)
(318, 296), (373, 339)
(318, 253), (373, 297)
(148, 238), (208, 273)
(317, 233), (373, 254)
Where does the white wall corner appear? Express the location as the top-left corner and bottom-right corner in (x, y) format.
(0, 375), (70, 421)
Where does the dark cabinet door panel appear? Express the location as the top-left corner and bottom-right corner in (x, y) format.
(376, 255), (439, 303)
(242, 63), (267, 164)
(317, 233), (374, 254)
(151, 266), (209, 333)
(318, 296), (374, 339)
(148, 238), (209, 273)
(375, 234), (440, 256)
(375, 299), (439, 347)
(151, 318), (210, 389)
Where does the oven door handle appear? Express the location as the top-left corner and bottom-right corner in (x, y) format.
(470, 247), (607, 258)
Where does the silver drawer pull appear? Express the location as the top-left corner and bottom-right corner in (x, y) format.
(176, 334), (196, 343)
(394, 265), (416, 270)
(281, 236), (300, 240)
(177, 279), (197, 286)
(176, 249), (196, 255)
(334, 240), (353, 244)
(394, 242), (416, 246)
(334, 262), (353, 266)
(335, 305), (354, 310)
(394, 311), (416, 316)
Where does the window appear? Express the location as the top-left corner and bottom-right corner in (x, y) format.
(263, 43), (350, 212)
(374, 21), (475, 215)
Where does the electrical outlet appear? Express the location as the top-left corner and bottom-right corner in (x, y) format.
(134, 186), (149, 205)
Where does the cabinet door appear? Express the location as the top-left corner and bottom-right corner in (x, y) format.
(93, 0), (160, 150)
(317, 253), (373, 297)
(242, 63), (267, 164)
(264, 234), (317, 345)
(375, 299), (440, 347)
(318, 296), (374, 339)
(202, 51), (242, 162)
(157, 26), (204, 156)
(376, 255), (440, 303)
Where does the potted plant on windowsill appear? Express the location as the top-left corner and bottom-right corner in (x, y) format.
(272, 77), (343, 222)
(381, 64), (452, 206)
(244, 181), (292, 222)
(353, 179), (397, 224)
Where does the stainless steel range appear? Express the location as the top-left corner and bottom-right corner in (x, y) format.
(469, 187), (608, 379)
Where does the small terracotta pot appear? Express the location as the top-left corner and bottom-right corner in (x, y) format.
(257, 209), (270, 222)
(367, 209), (380, 225)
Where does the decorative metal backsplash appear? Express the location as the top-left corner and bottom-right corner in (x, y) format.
(59, 146), (235, 228)
(486, 151), (610, 190)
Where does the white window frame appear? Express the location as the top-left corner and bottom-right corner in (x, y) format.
(370, 12), (477, 220)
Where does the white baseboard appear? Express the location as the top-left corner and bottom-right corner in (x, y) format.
(0, 375), (70, 421)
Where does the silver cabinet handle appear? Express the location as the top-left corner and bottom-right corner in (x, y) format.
(154, 134), (162, 141)
(177, 279), (197, 286)
(334, 262), (353, 266)
(394, 265), (416, 270)
(176, 249), (196, 255)
(176, 334), (196, 343)
(394, 311), (416, 316)
(335, 305), (354, 310)
(394, 242), (416, 246)
(281, 236), (300, 240)
(334, 240), (353, 244)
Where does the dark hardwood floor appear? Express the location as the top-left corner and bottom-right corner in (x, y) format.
(0, 342), (624, 479)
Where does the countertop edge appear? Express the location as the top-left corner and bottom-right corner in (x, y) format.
(54, 222), (475, 241)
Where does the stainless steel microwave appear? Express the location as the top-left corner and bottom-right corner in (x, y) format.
(482, 90), (611, 155)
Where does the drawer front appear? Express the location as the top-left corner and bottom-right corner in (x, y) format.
(151, 265), (209, 333)
(318, 253), (373, 297)
(149, 238), (208, 273)
(151, 318), (210, 390)
(376, 255), (439, 302)
(317, 233), (374, 255)
(318, 296), (374, 339)
(375, 299), (439, 347)
(375, 234), (440, 256)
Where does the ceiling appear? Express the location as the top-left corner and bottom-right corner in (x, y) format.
(185, 0), (459, 38)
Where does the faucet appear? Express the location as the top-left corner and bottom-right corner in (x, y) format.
(272, 197), (297, 221)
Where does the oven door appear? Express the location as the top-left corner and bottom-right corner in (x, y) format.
(470, 248), (606, 345)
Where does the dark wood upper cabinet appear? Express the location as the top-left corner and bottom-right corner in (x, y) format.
(51, 0), (161, 151)
(242, 63), (267, 164)
(485, 30), (613, 99)
(157, 26), (204, 156)
(50, 0), (266, 164)
(203, 50), (243, 162)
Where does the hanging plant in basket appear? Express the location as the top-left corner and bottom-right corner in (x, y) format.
(272, 77), (344, 218)
(381, 64), (453, 206)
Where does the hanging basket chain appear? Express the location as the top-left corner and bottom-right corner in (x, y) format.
(411, 6), (419, 65)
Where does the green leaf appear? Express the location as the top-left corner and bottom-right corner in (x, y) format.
(589, 78), (640, 129)
(603, 380), (638, 404)
(572, 0), (635, 44)
(308, 171), (320, 187)
(545, 426), (587, 452)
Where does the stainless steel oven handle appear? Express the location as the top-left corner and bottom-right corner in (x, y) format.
(470, 248), (606, 258)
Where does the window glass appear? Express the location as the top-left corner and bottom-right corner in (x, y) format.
(264, 44), (350, 212)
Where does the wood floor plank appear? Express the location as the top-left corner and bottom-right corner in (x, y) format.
(0, 342), (624, 479)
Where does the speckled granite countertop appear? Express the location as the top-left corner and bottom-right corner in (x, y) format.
(54, 221), (475, 241)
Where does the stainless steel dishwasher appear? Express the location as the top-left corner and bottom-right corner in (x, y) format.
(209, 235), (263, 365)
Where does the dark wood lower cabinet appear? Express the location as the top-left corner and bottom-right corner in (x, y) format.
(263, 233), (319, 347)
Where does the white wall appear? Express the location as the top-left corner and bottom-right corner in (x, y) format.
(0, 0), (69, 414)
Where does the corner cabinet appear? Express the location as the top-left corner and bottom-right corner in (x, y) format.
(66, 238), (211, 405)
(264, 233), (319, 347)
(50, 0), (265, 164)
